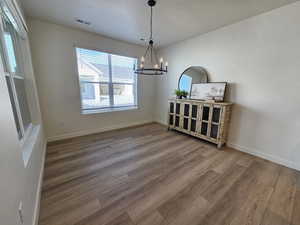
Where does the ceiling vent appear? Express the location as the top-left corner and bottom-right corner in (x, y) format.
(75, 18), (91, 26)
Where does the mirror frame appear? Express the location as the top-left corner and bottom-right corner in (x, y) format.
(178, 66), (209, 92)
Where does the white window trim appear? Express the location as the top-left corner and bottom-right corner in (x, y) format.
(21, 124), (41, 167)
(81, 105), (139, 115)
(75, 47), (139, 114)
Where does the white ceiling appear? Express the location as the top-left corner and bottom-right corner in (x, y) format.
(21, 0), (299, 47)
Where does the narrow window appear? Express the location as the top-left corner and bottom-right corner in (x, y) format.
(0, 6), (32, 139)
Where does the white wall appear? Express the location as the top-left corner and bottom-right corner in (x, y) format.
(0, 79), (45, 225)
(0, 1), (46, 225)
(28, 19), (156, 141)
(155, 2), (300, 170)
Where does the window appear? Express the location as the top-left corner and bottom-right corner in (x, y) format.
(0, 5), (32, 139)
(75, 48), (138, 113)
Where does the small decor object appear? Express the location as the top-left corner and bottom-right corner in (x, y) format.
(134, 0), (168, 75)
(174, 89), (189, 99)
(191, 82), (227, 102)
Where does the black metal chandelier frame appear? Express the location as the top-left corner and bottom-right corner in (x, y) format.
(134, 0), (168, 75)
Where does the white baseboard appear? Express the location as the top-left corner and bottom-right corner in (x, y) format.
(47, 120), (154, 142)
(154, 118), (168, 126)
(227, 142), (300, 171)
(32, 140), (47, 225)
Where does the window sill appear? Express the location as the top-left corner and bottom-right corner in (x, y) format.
(21, 124), (41, 168)
(81, 106), (139, 115)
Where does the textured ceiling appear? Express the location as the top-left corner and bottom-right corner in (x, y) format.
(21, 0), (299, 47)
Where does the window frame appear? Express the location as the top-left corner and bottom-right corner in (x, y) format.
(75, 47), (139, 113)
(0, 4), (33, 142)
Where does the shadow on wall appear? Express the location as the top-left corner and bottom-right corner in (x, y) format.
(290, 142), (300, 166)
(224, 82), (235, 102)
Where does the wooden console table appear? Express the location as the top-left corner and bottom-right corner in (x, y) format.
(168, 99), (233, 148)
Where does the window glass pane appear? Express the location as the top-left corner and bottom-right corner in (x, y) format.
(2, 14), (22, 74)
(81, 82), (110, 109)
(14, 78), (31, 131)
(5, 76), (22, 139)
(0, 35), (8, 72)
(113, 84), (135, 106)
(76, 48), (109, 82)
(111, 54), (136, 83)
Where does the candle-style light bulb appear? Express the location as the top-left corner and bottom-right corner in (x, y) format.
(154, 64), (158, 69)
(141, 56), (145, 62)
(160, 58), (163, 69)
(165, 62), (168, 67)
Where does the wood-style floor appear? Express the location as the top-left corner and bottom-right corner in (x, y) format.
(39, 123), (300, 225)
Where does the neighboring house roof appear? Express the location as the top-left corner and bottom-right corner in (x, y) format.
(78, 57), (104, 81)
(91, 63), (134, 83)
(78, 57), (134, 83)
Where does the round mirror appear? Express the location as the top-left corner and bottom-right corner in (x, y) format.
(178, 66), (208, 93)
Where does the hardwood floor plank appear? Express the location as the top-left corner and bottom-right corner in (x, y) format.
(230, 187), (274, 225)
(199, 161), (281, 225)
(200, 163), (247, 203)
(226, 161), (280, 225)
(98, 145), (205, 208)
(211, 150), (240, 174)
(292, 188), (300, 225)
(163, 196), (209, 225)
(44, 132), (173, 177)
(43, 133), (188, 191)
(39, 123), (300, 225)
(135, 211), (166, 225)
(39, 189), (101, 221)
(40, 198), (101, 225)
(126, 152), (224, 222)
(104, 213), (135, 225)
(158, 171), (218, 225)
(42, 137), (201, 208)
(235, 151), (254, 168)
(261, 167), (298, 225)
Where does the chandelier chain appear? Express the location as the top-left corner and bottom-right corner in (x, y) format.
(150, 6), (153, 40)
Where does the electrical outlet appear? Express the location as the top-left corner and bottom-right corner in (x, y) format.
(18, 202), (24, 224)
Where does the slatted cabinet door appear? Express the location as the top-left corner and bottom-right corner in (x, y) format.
(199, 104), (211, 137)
(182, 102), (191, 133)
(168, 101), (175, 128)
(190, 103), (200, 135)
(174, 102), (181, 128)
(210, 105), (222, 140)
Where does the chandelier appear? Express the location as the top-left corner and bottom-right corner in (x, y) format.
(134, 0), (168, 75)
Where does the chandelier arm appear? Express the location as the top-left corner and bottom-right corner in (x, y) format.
(153, 48), (159, 65)
(143, 44), (151, 59)
(150, 45), (153, 63)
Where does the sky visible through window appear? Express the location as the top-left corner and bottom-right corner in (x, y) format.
(4, 33), (17, 72)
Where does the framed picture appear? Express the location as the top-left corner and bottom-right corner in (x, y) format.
(190, 82), (227, 101)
